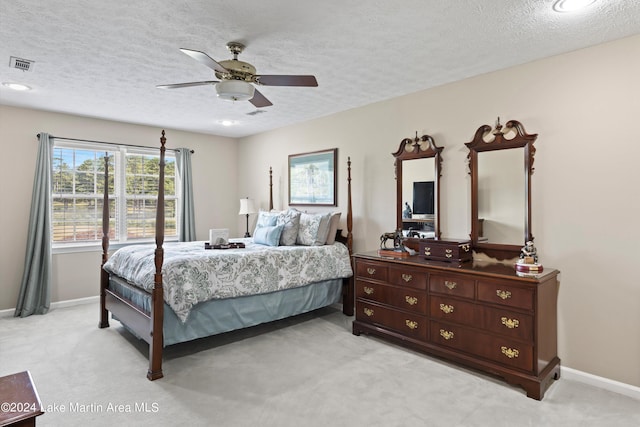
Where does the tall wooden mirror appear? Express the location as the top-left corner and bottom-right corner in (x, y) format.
(466, 119), (537, 260)
(393, 133), (443, 246)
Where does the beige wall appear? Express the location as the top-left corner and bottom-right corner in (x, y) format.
(0, 106), (238, 310)
(238, 35), (640, 387)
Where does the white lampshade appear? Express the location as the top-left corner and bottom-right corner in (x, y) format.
(238, 198), (257, 215)
(216, 80), (255, 102)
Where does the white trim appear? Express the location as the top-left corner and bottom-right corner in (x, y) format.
(0, 295), (99, 319)
(562, 366), (640, 401)
(51, 295), (99, 309)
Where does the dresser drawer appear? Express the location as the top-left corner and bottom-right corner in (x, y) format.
(479, 305), (534, 342)
(355, 260), (388, 282)
(429, 296), (477, 327)
(356, 281), (427, 315)
(356, 301), (427, 340)
(388, 267), (427, 290)
(430, 321), (533, 372)
(477, 280), (533, 310)
(429, 274), (475, 299)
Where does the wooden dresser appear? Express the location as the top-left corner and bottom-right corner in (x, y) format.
(0, 371), (44, 427)
(352, 252), (560, 400)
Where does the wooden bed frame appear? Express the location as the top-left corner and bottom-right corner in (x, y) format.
(99, 130), (354, 380)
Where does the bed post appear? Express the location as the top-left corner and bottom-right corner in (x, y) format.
(99, 153), (110, 328)
(147, 130), (166, 381)
(269, 166), (274, 211)
(342, 157), (354, 316)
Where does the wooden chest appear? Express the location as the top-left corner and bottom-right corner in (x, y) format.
(419, 239), (472, 263)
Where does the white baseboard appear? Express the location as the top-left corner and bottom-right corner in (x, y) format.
(562, 366), (640, 400)
(0, 295), (99, 318)
(51, 295), (99, 309)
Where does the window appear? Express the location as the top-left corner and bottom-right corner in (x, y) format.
(52, 141), (178, 249)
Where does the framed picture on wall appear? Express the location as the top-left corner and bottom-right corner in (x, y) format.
(288, 148), (337, 206)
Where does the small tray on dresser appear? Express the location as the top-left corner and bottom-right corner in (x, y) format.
(204, 242), (245, 250)
(377, 249), (410, 258)
(418, 238), (472, 263)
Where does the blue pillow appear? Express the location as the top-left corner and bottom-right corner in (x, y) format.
(253, 224), (284, 247)
(253, 211), (278, 236)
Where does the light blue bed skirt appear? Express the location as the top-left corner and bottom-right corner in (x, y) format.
(108, 276), (343, 346)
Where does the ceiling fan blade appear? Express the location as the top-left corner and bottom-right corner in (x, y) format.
(156, 81), (219, 89)
(249, 88), (273, 108)
(179, 48), (229, 74)
(256, 75), (318, 87)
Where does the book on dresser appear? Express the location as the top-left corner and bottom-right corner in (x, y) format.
(352, 251), (561, 400)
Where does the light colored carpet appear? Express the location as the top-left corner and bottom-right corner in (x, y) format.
(1, 302), (638, 427)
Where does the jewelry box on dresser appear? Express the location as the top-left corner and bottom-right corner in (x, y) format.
(352, 121), (560, 400)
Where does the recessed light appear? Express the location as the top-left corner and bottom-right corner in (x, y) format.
(219, 120), (236, 126)
(2, 82), (31, 91)
(553, 0), (596, 13)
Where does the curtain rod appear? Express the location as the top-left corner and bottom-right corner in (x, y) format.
(36, 134), (194, 154)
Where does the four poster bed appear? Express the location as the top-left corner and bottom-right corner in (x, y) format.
(99, 131), (355, 380)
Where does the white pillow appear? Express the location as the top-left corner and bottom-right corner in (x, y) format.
(276, 209), (301, 246)
(296, 212), (332, 246)
(325, 212), (342, 245)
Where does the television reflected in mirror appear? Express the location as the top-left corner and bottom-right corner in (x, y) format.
(413, 181), (434, 216)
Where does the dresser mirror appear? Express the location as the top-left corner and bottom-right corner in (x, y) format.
(393, 133), (443, 246)
(466, 119), (537, 260)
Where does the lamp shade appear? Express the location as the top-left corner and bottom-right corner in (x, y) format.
(238, 198), (257, 215)
(216, 80), (255, 102)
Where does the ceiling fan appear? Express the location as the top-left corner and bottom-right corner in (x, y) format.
(157, 42), (318, 108)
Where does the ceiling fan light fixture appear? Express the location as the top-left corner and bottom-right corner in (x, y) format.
(2, 82), (31, 91)
(216, 80), (255, 102)
(552, 0), (596, 13)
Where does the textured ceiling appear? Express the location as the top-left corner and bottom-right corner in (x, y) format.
(1, 0), (639, 138)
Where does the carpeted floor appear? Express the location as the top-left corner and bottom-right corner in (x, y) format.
(1, 302), (638, 426)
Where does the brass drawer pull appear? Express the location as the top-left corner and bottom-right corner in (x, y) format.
(367, 267), (376, 275)
(439, 304), (454, 314)
(402, 273), (413, 282)
(444, 280), (457, 290)
(501, 317), (519, 329)
(445, 254), (452, 258)
(439, 329), (454, 340)
(405, 296), (418, 305)
(363, 286), (374, 295)
(363, 307), (374, 317)
(405, 320), (418, 330)
(462, 244), (470, 252)
(423, 247), (431, 256)
(501, 346), (519, 359)
(445, 249), (452, 253)
(496, 289), (512, 300)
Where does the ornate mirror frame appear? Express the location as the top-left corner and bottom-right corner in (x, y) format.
(393, 133), (443, 244)
(466, 119), (537, 260)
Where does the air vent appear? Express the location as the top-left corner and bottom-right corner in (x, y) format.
(246, 109), (266, 116)
(9, 56), (34, 72)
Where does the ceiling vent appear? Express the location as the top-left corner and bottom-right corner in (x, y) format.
(9, 56), (35, 72)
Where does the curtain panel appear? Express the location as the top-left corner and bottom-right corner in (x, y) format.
(176, 148), (196, 241)
(15, 133), (53, 317)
